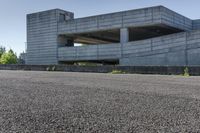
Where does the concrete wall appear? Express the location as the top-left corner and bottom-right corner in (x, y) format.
(193, 19), (200, 30)
(161, 7), (192, 31)
(26, 9), (74, 65)
(187, 30), (200, 65)
(58, 6), (192, 35)
(58, 30), (200, 66)
(58, 43), (121, 61)
(121, 32), (186, 66)
(121, 30), (200, 66)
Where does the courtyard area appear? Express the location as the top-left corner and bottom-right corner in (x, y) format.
(0, 70), (200, 132)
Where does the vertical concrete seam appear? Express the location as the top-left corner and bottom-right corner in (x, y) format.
(56, 10), (59, 64)
(145, 8), (147, 22)
(97, 16), (99, 29)
(159, 6), (162, 24)
(76, 46), (78, 60)
(121, 42), (123, 58)
(192, 20), (194, 30)
(184, 17), (186, 26)
(97, 44), (99, 60)
(26, 15), (29, 64)
(173, 11), (175, 28)
(122, 12), (124, 28)
(75, 19), (77, 32)
(151, 8), (153, 23)
(185, 32), (188, 66)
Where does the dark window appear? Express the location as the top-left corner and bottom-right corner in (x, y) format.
(59, 14), (65, 22)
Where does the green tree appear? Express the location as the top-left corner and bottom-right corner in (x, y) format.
(0, 46), (6, 58)
(0, 49), (17, 64)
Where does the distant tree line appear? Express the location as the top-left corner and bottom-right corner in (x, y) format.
(0, 46), (18, 64)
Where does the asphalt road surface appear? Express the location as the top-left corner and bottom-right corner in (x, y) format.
(0, 70), (200, 132)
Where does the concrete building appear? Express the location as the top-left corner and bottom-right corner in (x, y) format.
(18, 52), (26, 64)
(27, 6), (200, 66)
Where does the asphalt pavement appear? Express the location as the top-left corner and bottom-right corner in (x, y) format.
(0, 70), (200, 132)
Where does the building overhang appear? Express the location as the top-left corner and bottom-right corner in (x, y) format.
(58, 6), (192, 35)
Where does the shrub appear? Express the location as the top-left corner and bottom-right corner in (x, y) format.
(183, 67), (190, 77)
(46, 67), (51, 71)
(46, 66), (56, 71)
(0, 49), (17, 64)
(52, 66), (56, 71)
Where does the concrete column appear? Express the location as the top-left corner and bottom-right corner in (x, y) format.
(120, 28), (129, 44)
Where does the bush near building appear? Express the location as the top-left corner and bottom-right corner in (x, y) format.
(0, 46), (18, 64)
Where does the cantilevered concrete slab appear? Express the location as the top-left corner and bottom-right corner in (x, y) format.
(58, 6), (192, 35)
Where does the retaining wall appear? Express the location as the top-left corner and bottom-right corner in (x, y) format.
(1, 65), (200, 76)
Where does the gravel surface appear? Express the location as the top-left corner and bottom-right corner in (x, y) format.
(0, 70), (200, 132)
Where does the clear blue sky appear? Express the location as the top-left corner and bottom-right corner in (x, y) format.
(0, 0), (200, 55)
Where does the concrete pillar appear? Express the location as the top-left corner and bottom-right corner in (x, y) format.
(120, 28), (129, 44)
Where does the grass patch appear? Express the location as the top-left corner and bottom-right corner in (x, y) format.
(110, 70), (126, 74)
(76, 62), (98, 66)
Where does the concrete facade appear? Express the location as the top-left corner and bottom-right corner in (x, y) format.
(27, 9), (74, 65)
(27, 6), (200, 66)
